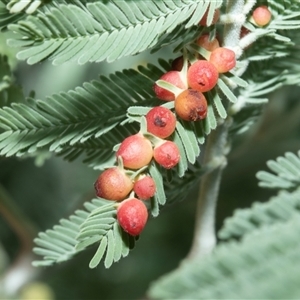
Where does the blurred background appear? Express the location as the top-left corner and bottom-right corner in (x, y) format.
(1, 29), (300, 299)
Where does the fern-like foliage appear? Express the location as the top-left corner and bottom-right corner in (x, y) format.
(148, 211), (300, 299)
(33, 198), (137, 269)
(218, 188), (300, 240)
(0, 57), (233, 175)
(230, 30), (299, 134)
(256, 151), (300, 189)
(6, 0), (222, 65)
(33, 156), (223, 268)
(0, 54), (233, 231)
(76, 200), (138, 269)
(0, 62), (160, 158)
(237, 1), (300, 92)
(4, 0), (300, 274)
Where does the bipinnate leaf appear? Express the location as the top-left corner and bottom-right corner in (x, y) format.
(148, 212), (300, 299)
(33, 198), (137, 268)
(33, 199), (98, 266)
(7, 0), (222, 65)
(0, 62), (161, 159)
(77, 200), (137, 269)
(0, 55), (226, 179)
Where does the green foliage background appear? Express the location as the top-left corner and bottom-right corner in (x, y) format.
(0, 46), (196, 299)
(1, 0), (300, 299)
(1, 52), (300, 298)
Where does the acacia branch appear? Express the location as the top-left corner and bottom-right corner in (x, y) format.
(186, 120), (229, 260)
(185, 0), (246, 261)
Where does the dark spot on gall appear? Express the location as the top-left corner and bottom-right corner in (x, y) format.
(154, 116), (167, 128)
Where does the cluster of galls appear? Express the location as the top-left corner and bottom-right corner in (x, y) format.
(154, 30), (236, 122)
(94, 106), (179, 236)
(153, 4), (272, 121)
(93, 6), (272, 238)
(94, 166), (151, 236)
